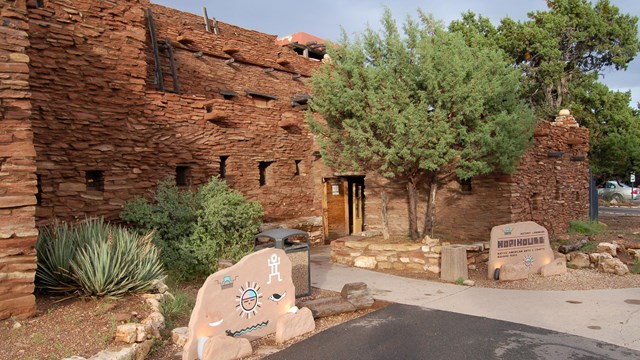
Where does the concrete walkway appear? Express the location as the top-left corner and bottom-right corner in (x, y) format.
(310, 246), (640, 351)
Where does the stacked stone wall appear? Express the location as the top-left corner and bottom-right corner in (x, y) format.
(361, 116), (589, 242)
(0, 0), (38, 320)
(29, 1), (322, 224)
(509, 115), (590, 235)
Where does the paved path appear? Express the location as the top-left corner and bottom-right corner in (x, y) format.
(309, 247), (640, 352)
(268, 303), (640, 360)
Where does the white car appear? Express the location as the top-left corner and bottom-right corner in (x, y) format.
(597, 180), (638, 201)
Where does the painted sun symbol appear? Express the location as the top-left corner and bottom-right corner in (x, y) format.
(523, 255), (534, 267)
(236, 282), (262, 319)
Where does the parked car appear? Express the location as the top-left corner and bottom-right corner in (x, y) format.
(598, 180), (638, 201)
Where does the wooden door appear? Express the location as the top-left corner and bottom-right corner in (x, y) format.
(351, 181), (363, 233)
(323, 178), (348, 241)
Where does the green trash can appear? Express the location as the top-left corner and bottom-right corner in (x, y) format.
(254, 228), (310, 297)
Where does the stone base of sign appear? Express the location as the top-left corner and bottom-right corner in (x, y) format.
(540, 258), (567, 277)
(201, 336), (252, 360)
(275, 307), (315, 344)
(499, 264), (529, 281)
(440, 245), (469, 282)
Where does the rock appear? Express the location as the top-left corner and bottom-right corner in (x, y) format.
(152, 279), (169, 294)
(499, 264), (528, 281)
(115, 323), (138, 344)
(568, 252), (590, 269)
(468, 264), (477, 271)
(354, 256), (377, 269)
(598, 258), (629, 275)
(115, 323), (149, 344)
(589, 252), (613, 266)
(275, 307), (315, 344)
(421, 235), (440, 246)
(145, 298), (161, 312)
(217, 259), (235, 270)
(540, 258), (567, 277)
(596, 242), (617, 256)
(171, 327), (188, 347)
(12, 321), (21, 329)
(424, 264), (440, 274)
(201, 335), (252, 360)
(340, 282), (374, 309)
(462, 280), (475, 286)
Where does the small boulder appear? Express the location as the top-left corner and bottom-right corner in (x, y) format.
(462, 280), (475, 286)
(115, 323), (138, 344)
(275, 307), (315, 344)
(201, 335), (252, 360)
(341, 282), (374, 309)
(499, 264), (528, 281)
(421, 235), (440, 246)
(568, 252), (590, 269)
(171, 327), (188, 347)
(541, 258), (567, 277)
(598, 258), (629, 275)
(596, 242), (618, 256)
(354, 256), (377, 269)
(589, 252), (613, 267)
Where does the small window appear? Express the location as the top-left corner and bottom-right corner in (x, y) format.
(35, 0), (45, 8)
(294, 160), (302, 176)
(86, 170), (104, 191)
(36, 174), (42, 205)
(220, 156), (228, 179)
(220, 90), (237, 100)
(259, 161), (274, 186)
(176, 166), (191, 186)
(246, 90), (278, 108)
(459, 178), (472, 193)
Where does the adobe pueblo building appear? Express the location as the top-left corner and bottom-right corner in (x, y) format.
(0, 0), (588, 319)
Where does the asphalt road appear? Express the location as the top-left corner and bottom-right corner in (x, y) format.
(266, 304), (640, 360)
(599, 206), (640, 216)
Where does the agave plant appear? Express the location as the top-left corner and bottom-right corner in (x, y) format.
(36, 217), (165, 298)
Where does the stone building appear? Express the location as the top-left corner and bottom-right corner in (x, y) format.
(0, 0), (589, 319)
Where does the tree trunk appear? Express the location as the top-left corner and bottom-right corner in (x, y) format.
(380, 191), (390, 241)
(407, 178), (420, 240)
(422, 174), (438, 238)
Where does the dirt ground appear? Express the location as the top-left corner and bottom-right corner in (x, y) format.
(1, 214), (638, 360)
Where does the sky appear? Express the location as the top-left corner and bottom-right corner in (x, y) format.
(152, 0), (640, 107)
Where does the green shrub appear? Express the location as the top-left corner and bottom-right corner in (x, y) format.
(121, 177), (263, 279)
(568, 220), (605, 235)
(632, 259), (640, 274)
(36, 217), (165, 298)
(190, 179), (263, 275)
(121, 179), (200, 279)
(160, 289), (195, 332)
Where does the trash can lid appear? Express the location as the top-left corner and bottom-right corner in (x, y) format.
(254, 228), (308, 241)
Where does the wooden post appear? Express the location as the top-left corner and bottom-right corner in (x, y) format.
(440, 245), (468, 282)
(202, 7), (211, 32)
(146, 8), (165, 92)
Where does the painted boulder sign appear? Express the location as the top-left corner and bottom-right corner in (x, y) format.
(488, 221), (554, 279)
(183, 248), (295, 360)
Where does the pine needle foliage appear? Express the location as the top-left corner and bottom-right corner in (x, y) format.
(307, 9), (535, 239)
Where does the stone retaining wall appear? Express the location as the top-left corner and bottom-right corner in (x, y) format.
(0, 0), (38, 320)
(330, 237), (489, 275)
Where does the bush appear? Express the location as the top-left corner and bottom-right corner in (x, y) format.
(121, 177), (263, 279)
(121, 179), (199, 278)
(190, 179), (263, 275)
(36, 217), (165, 297)
(632, 259), (640, 274)
(568, 220), (605, 235)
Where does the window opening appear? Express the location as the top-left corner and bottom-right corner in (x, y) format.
(259, 161), (274, 186)
(176, 166), (191, 186)
(36, 174), (42, 205)
(220, 90), (237, 100)
(294, 160), (301, 176)
(35, 0), (45, 8)
(459, 178), (472, 193)
(86, 170), (104, 191)
(246, 90), (278, 108)
(220, 156), (228, 179)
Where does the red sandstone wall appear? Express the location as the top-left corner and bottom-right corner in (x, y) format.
(29, 1), (323, 224)
(362, 116), (589, 242)
(0, 0), (38, 320)
(509, 115), (590, 235)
